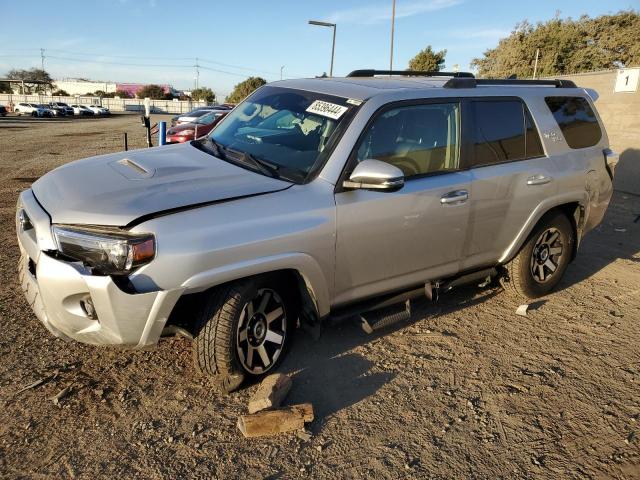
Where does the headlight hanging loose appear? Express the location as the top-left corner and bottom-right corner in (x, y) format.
(52, 225), (155, 275)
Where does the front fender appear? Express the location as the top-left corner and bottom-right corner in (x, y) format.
(181, 252), (331, 317)
(498, 191), (589, 264)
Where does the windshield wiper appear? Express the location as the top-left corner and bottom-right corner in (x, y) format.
(227, 148), (281, 179)
(207, 138), (227, 159)
(193, 137), (226, 160)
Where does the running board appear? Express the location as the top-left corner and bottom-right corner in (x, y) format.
(360, 300), (412, 333)
(438, 267), (497, 292)
(329, 267), (498, 332)
(328, 284), (430, 326)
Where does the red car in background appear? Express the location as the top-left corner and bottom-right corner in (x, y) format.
(166, 110), (228, 143)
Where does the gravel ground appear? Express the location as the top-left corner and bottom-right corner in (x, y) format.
(0, 114), (639, 479)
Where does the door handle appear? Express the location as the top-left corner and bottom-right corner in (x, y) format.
(526, 174), (553, 185)
(440, 190), (469, 205)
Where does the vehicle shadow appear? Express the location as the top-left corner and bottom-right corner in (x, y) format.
(556, 187), (640, 292)
(613, 148), (640, 196)
(278, 283), (504, 430)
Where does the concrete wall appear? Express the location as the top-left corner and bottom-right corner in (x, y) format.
(552, 69), (640, 195)
(0, 93), (209, 114)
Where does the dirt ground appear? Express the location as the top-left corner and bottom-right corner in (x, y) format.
(0, 113), (638, 479)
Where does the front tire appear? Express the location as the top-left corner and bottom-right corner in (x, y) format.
(504, 211), (574, 299)
(192, 277), (293, 387)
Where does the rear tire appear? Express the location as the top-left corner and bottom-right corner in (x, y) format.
(192, 276), (294, 390)
(504, 211), (574, 299)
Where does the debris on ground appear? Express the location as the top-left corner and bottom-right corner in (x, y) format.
(515, 304), (529, 317)
(248, 373), (292, 414)
(13, 370), (59, 396)
(296, 429), (312, 442)
(237, 403), (314, 438)
(50, 385), (73, 406)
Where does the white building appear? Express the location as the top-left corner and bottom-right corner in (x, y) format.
(53, 78), (118, 95)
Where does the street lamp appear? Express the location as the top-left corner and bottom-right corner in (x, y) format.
(308, 20), (336, 77)
(390, 0), (396, 71)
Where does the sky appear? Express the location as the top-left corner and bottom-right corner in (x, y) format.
(1, 0), (637, 99)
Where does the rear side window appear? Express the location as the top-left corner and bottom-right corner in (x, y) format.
(470, 99), (544, 166)
(545, 96), (602, 149)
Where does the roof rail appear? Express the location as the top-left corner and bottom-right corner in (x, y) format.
(346, 69), (475, 78)
(443, 78), (577, 89)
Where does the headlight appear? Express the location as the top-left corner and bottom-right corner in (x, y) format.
(52, 225), (155, 275)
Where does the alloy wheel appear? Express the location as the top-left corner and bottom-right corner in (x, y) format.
(236, 288), (287, 374)
(530, 228), (564, 283)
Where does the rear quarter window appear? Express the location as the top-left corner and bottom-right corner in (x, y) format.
(470, 99), (543, 167)
(545, 96), (602, 149)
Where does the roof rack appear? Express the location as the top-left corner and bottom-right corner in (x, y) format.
(443, 78), (577, 89)
(346, 69), (475, 78)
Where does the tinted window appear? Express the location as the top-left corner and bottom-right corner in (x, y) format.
(525, 109), (545, 158)
(471, 100), (525, 166)
(356, 102), (460, 177)
(545, 96), (601, 149)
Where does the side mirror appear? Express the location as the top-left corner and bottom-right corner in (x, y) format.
(343, 159), (404, 191)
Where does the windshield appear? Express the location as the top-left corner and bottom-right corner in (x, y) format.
(195, 111), (224, 125)
(204, 86), (359, 183)
(184, 109), (208, 118)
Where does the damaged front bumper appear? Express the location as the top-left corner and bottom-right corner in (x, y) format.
(16, 189), (184, 348)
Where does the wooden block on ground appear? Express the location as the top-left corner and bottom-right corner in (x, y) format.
(248, 373), (292, 414)
(237, 403), (314, 438)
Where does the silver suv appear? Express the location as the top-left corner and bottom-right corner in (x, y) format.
(16, 70), (618, 388)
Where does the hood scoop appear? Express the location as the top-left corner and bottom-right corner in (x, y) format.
(110, 158), (155, 179)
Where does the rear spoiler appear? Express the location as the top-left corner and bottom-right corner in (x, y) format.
(584, 88), (599, 102)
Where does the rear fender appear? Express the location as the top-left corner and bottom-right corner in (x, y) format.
(499, 192), (589, 264)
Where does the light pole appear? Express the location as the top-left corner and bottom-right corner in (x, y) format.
(280, 65), (285, 80)
(389, 0), (396, 72)
(308, 20), (336, 77)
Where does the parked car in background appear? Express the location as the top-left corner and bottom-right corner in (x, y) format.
(36, 104), (55, 117)
(87, 105), (110, 115)
(0, 106), (7, 117)
(70, 105), (94, 116)
(14, 103), (45, 116)
(166, 110), (228, 143)
(49, 102), (74, 115)
(171, 108), (224, 126)
(43, 104), (66, 117)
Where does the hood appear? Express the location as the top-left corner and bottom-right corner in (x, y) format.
(32, 142), (291, 227)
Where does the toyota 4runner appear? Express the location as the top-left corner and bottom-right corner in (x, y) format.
(16, 70), (618, 388)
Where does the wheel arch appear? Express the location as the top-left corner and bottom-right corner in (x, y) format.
(499, 195), (587, 265)
(179, 253), (330, 319)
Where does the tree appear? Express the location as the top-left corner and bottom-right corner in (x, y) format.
(6, 68), (53, 93)
(471, 10), (640, 78)
(136, 84), (167, 99)
(190, 87), (216, 102)
(52, 89), (69, 96)
(226, 77), (267, 104)
(408, 46), (447, 72)
(114, 90), (132, 98)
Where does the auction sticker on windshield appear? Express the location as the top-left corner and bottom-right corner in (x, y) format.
(306, 100), (349, 120)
